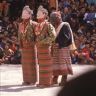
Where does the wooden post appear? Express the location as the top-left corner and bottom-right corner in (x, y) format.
(49, 0), (58, 10)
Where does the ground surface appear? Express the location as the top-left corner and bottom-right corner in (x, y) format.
(0, 64), (96, 96)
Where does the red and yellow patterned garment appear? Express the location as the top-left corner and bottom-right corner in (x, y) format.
(36, 21), (56, 86)
(18, 20), (37, 84)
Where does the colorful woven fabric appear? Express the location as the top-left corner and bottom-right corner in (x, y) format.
(18, 20), (37, 84)
(37, 44), (53, 86)
(52, 44), (73, 76)
(21, 43), (37, 83)
(35, 20), (56, 86)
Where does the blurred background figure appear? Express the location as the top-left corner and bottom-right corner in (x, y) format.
(0, 0), (9, 17)
(57, 68), (96, 96)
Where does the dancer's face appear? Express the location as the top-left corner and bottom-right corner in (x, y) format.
(22, 10), (31, 20)
(37, 10), (45, 19)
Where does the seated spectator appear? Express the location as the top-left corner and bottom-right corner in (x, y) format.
(94, 51), (96, 64)
(61, 7), (71, 22)
(3, 43), (14, 64)
(89, 45), (96, 64)
(71, 49), (79, 64)
(0, 46), (4, 64)
(10, 45), (21, 64)
(78, 42), (94, 64)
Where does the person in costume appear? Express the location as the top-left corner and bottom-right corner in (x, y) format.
(35, 5), (56, 87)
(18, 6), (37, 85)
(50, 12), (76, 86)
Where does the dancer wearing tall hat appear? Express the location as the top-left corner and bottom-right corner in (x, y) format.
(50, 11), (77, 86)
(18, 5), (37, 85)
(35, 5), (56, 87)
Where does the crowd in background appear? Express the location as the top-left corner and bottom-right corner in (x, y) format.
(57, 0), (96, 64)
(0, 0), (96, 64)
(0, 0), (22, 64)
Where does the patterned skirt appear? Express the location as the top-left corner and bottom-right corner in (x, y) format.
(37, 44), (53, 86)
(21, 43), (37, 84)
(52, 44), (73, 76)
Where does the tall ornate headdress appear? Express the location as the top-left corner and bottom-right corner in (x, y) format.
(23, 6), (33, 14)
(22, 5), (33, 19)
(37, 5), (48, 15)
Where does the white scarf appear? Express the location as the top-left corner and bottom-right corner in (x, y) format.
(56, 22), (65, 37)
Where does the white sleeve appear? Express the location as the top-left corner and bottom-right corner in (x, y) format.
(66, 22), (77, 50)
(49, 23), (56, 37)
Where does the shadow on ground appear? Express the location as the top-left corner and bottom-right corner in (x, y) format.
(0, 84), (59, 92)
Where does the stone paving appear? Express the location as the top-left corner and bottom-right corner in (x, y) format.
(0, 64), (96, 96)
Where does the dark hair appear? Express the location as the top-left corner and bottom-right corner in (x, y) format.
(50, 12), (62, 26)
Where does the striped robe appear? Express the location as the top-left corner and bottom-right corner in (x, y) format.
(18, 20), (37, 84)
(52, 44), (73, 75)
(36, 21), (56, 86)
